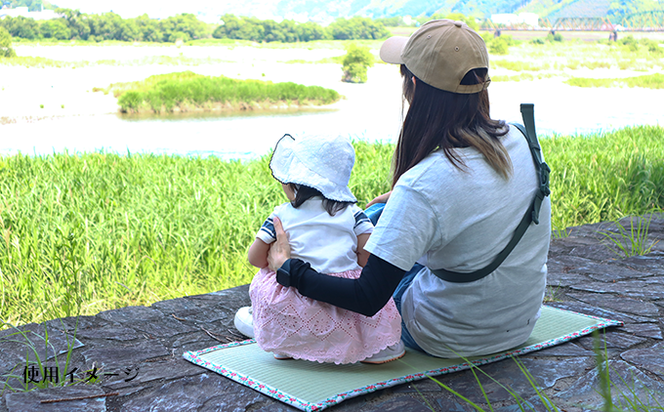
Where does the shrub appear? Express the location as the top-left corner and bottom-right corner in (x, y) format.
(641, 38), (662, 55)
(341, 43), (374, 83)
(489, 37), (509, 55)
(118, 91), (143, 113)
(0, 27), (16, 58)
(546, 32), (564, 42)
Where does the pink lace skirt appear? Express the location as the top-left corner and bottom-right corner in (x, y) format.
(249, 267), (402, 364)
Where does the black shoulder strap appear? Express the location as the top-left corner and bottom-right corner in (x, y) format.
(430, 103), (550, 283)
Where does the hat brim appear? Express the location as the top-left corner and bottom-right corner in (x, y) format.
(269, 135), (357, 203)
(380, 36), (409, 64)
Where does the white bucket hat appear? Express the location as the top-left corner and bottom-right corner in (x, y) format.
(269, 134), (357, 203)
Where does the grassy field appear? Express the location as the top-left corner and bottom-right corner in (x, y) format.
(565, 73), (664, 89)
(3, 34), (662, 72)
(101, 71), (341, 113)
(1, 125), (663, 328)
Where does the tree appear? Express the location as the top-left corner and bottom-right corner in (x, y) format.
(0, 26), (16, 58)
(40, 19), (71, 40)
(341, 43), (374, 83)
(88, 12), (125, 41)
(159, 13), (208, 43)
(296, 21), (330, 42)
(0, 16), (39, 39)
(329, 17), (390, 40)
(135, 14), (163, 42)
(56, 8), (91, 40)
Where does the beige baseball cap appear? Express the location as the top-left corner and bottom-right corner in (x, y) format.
(380, 19), (490, 94)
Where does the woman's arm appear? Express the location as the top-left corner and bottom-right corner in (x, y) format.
(356, 233), (371, 267)
(248, 238), (270, 268)
(268, 217), (405, 316)
(367, 191), (392, 207)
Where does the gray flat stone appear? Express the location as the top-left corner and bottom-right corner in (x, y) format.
(44, 315), (104, 333)
(546, 301), (653, 323)
(566, 293), (660, 319)
(432, 357), (587, 404)
(82, 339), (171, 368)
(582, 262), (652, 282)
(575, 331), (648, 355)
(2, 352), (88, 392)
(119, 373), (264, 412)
(129, 316), (197, 338)
(557, 360), (664, 410)
(494, 396), (559, 412)
(435, 398), (476, 412)
(567, 278), (664, 300)
(0, 322), (83, 375)
(372, 395), (431, 411)
(546, 271), (590, 288)
(392, 379), (443, 393)
(621, 323), (663, 340)
(252, 403), (298, 412)
(97, 306), (164, 323)
(171, 331), (229, 352)
(5, 385), (107, 412)
(568, 244), (618, 261)
(522, 342), (593, 358)
(151, 298), (232, 325)
(75, 325), (141, 342)
(103, 358), (204, 389)
(620, 345), (664, 378)
(621, 254), (664, 275)
(513, 357), (591, 390)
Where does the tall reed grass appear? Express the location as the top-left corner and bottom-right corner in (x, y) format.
(0, 125), (662, 327)
(111, 71), (341, 113)
(541, 125), (664, 231)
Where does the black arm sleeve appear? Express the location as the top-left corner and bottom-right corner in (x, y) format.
(279, 255), (406, 317)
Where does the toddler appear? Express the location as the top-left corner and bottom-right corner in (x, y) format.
(235, 134), (402, 364)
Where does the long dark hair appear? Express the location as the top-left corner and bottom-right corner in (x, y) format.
(392, 64), (512, 187)
(288, 184), (353, 216)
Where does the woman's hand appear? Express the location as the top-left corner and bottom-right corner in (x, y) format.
(267, 217), (291, 272)
(367, 191), (392, 207)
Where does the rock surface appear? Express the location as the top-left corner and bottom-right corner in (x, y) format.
(2, 216), (663, 411)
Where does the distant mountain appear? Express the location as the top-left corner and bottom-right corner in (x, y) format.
(48, 0), (664, 22)
(197, 0), (659, 22)
(182, 0), (531, 22)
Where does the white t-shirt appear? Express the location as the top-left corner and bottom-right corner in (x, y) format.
(257, 198), (374, 274)
(364, 126), (551, 358)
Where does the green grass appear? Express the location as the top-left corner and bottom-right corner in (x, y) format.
(492, 59), (548, 71)
(0, 55), (237, 68)
(0, 141), (393, 327)
(105, 71), (341, 113)
(492, 73), (558, 82)
(565, 73), (664, 89)
(0, 126), (663, 327)
(487, 37), (664, 82)
(541, 125), (664, 232)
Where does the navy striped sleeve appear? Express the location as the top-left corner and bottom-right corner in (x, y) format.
(259, 216), (276, 241)
(354, 210), (371, 229)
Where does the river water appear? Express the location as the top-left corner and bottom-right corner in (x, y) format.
(2, 64), (662, 160)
